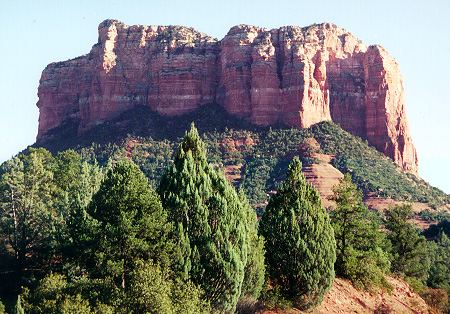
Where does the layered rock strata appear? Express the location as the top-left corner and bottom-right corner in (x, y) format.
(37, 19), (418, 172)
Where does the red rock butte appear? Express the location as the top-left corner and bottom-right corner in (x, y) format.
(36, 19), (418, 173)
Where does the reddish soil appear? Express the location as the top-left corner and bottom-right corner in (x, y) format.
(224, 163), (244, 182)
(363, 196), (434, 213)
(261, 277), (429, 314)
(302, 153), (343, 208)
(125, 139), (138, 158)
(219, 136), (257, 153)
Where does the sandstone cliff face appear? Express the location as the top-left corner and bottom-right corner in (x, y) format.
(37, 20), (219, 136)
(36, 20), (418, 172)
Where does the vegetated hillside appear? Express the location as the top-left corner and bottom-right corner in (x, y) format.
(37, 104), (450, 214)
(5, 104), (449, 314)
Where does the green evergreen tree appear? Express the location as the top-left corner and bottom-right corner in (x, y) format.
(0, 148), (56, 273)
(53, 149), (104, 213)
(21, 272), (115, 314)
(0, 300), (5, 314)
(158, 124), (255, 313)
(428, 232), (450, 293)
(53, 150), (83, 192)
(84, 160), (171, 290)
(328, 174), (390, 290)
(385, 204), (430, 281)
(14, 295), (24, 314)
(53, 151), (104, 261)
(124, 259), (211, 314)
(239, 191), (266, 301)
(259, 157), (336, 309)
(427, 232), (450, 312)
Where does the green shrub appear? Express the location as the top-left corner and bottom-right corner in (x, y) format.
(420, 288), (449, 314)
(260, 287), (293, 311)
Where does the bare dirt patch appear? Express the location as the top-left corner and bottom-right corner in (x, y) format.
(261, 277), (429, 314)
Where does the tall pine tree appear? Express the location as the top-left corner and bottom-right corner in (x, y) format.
(158, 124), (257, 313)
(0, 148), (55, 273)
(259, 157), (336, 309)
(84, 160), (171, 290)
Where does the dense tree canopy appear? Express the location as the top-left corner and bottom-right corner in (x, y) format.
(428, 232), (450, 292)
(239, 191), (266, 301)
(427, 232), (450, 311)
(259, 157), (336, 309)
(123, 259), (211, 314)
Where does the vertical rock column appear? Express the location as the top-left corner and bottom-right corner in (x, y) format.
(218, 25), (259, 117)
(364, 45), (418, 172)
(249, 29), (283, 125)
(277, 26), (331, 129)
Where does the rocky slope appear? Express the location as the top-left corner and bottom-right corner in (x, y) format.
(267, 276), (429, 314)
(36, 19), (418, 172)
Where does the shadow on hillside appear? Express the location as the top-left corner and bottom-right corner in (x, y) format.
(35, 103), (281, 155)
(0, 243), (21, 312)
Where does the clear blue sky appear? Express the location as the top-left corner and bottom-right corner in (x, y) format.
(1, 0), (449, 194)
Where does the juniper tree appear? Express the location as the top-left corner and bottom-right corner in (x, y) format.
(259, 157), (336, 309)
(158, 124), (256, 313)
(53, 150), (103, 210)
(239, 191), (266, 300)
(385, 204), (430, 281)
(52, 150), (104, 258)
(329, 174), (390, 290)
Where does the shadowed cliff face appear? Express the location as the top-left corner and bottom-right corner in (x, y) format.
(36, 19), (418, 173)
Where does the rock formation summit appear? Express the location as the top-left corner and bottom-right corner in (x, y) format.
(37, 19), (418, 172)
